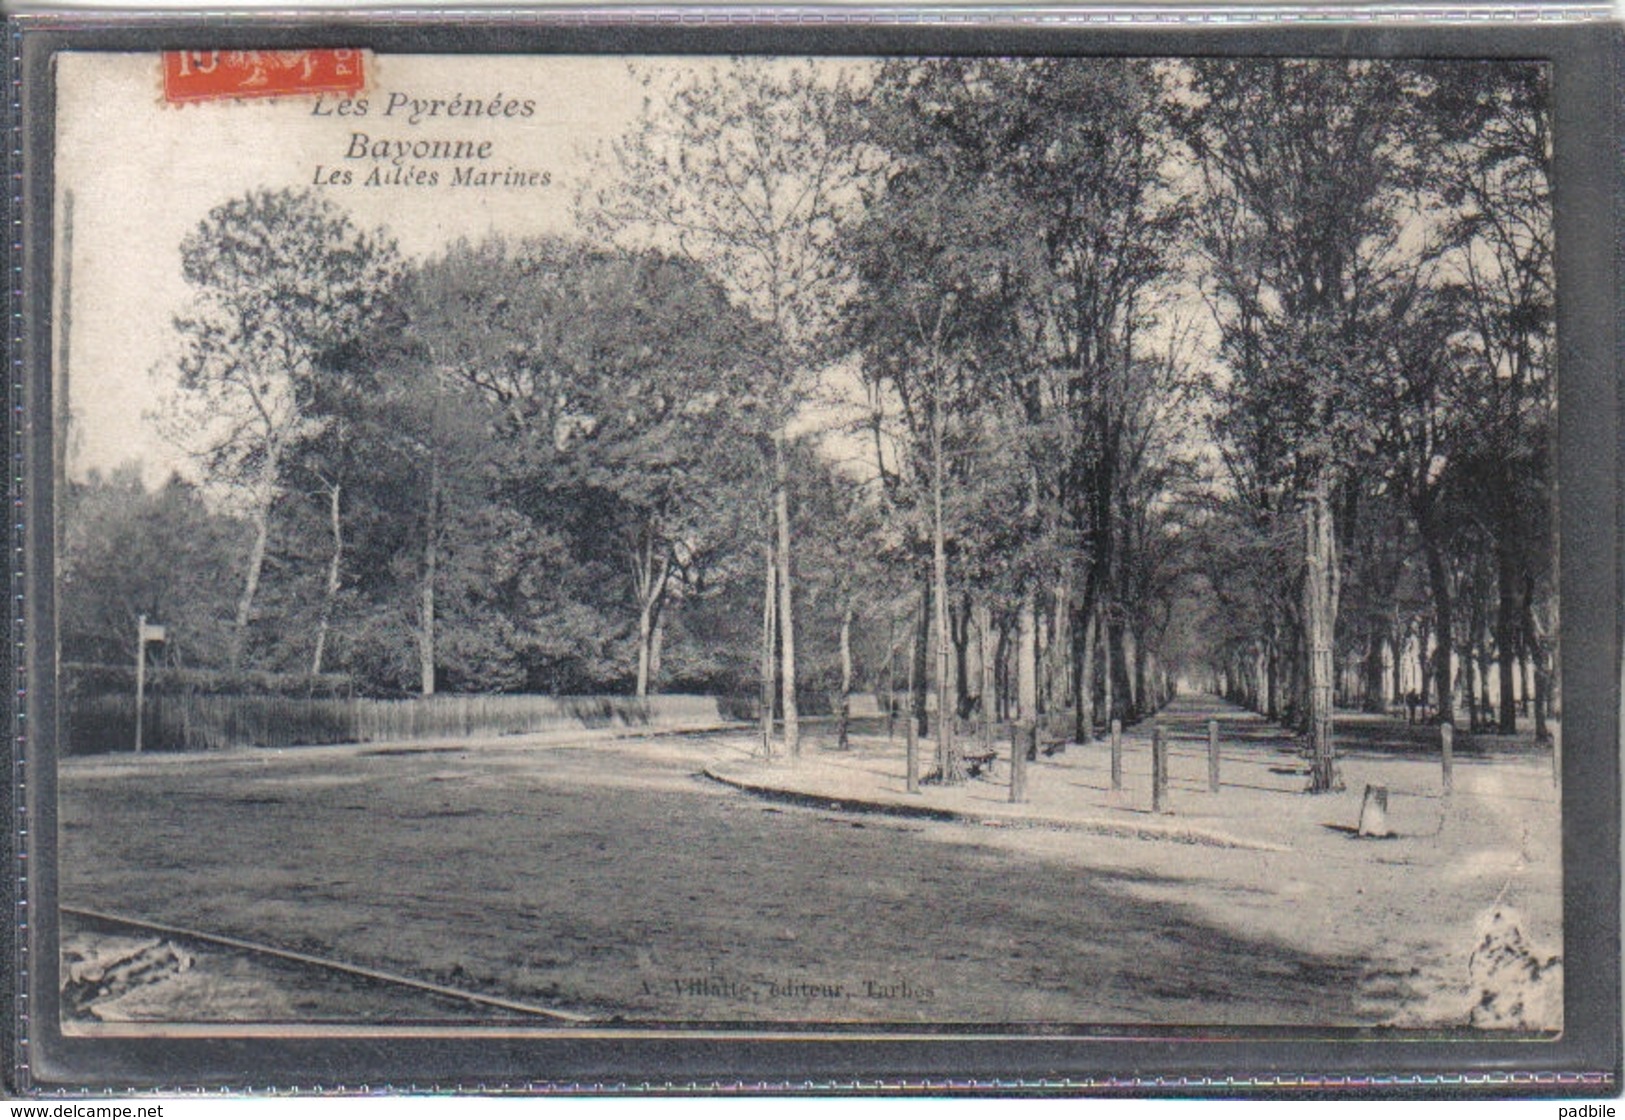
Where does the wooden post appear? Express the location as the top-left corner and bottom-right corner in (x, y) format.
(1207, 718), (1220, 793)
(1110, 717), (1122, 792)
(1152, 724), (1169, 813)
(1010, 725), (1029, 804)
(1441, 721), (1454, 796)
(134, 613), (146, 754)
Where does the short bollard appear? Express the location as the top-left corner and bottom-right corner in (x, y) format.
(1440, 722), (1454, 797)
(1152, 725), (1169, 814)
(1357, 784), (1391, 838)
(1010, 724), (1031, 804)
(1110, 718), (1123, 792)
(1207, 718), (1220, 793)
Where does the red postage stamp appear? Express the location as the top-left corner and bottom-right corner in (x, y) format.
(161, 50), (365, 103)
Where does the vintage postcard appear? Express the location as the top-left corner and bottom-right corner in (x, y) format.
(16, 24), (1622, 1093)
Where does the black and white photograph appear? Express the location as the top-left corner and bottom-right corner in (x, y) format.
(40, 44), (1575, 1052)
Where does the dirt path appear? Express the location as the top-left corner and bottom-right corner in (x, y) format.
(713, 693), (1563, 1030)
(56, 701), (1560, 1029)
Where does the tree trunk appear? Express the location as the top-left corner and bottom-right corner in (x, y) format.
(1415, 612), (1433, 708)
(993, 618), (1010, 722)
(883, 616), (896, 742)
(1107, 618), (1129, 724)
(773, 431), (800, 760)
(1266, 632), (1280, 721)
(951, 593), (972, 718)
(976, 600), (996, 755)
(1362, 632), (1385, 713)
(1534, 657), (1550, 740)
(1100, 603), (1115, 730)
(1304, 479), (1339, 793)
(417, 453), (439, 697)
(1285, 614), (1307, 729)
(1471, 571), (1489, 730)
(1046, 585), (1072, 717)
(229, 441), (281, 672)
(1527, 581), (1552, 741)
(932, 405), (961, 782)
(1496, 546), (1522, 733)
(1073, 601), (1097, 743)
(1132, 630), (1148, 718)
(636, 601), (656, 701)
(1422, 537), (1454, 726)
(634, 550), (670, 700)
(1035, 604), (1049, 716)
(905, 596), (920, 791)
(1465, 631), (1481, 732)
(1017, 589), (1038, 760)
(635, 595), (660, 699)
(311, 479), (343, 677)
(1391, 626), (1406, 707)
(760, 536), (776, 758)
(835, 603), (854, 751)
(649, 613), (665, 692)
(913, 573), (931, 739)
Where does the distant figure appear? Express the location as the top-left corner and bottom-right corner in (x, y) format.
(1405, 690), (1420, 725)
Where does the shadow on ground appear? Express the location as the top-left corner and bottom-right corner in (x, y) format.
(60, 732), (1392, 1027)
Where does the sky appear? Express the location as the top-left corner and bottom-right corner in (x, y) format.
(54, 52), (662, 484)
(52, 52), (1429, 498)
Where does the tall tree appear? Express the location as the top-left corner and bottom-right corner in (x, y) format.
(60, 468), (245, 670)
(852, 58), (1186, 775)
(586, 59), (874, 759)
(539, 250), (767, 698)
(842, 92), (1028, 780)
(1430, 64), (1555, 734)
(321, 240), (571, 695)
(1369, 283), (1470, 726)
(993, 59), (1186, 735)
(1182, 60), (1425, 791)
(378, 238), (769, 698)
(792, 450), (896, 752)
(163, 188), (400, 670)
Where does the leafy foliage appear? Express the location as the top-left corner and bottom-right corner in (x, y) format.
(71, 61), (1554, 752)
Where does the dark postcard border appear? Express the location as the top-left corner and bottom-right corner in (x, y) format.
(9, 15), (1623, 1096)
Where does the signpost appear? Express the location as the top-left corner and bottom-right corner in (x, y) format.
(134, 615), (166, 753)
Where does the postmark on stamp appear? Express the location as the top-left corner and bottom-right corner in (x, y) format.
(162, 50), (365, 103)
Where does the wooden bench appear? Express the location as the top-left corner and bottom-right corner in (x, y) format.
(963, 749), (999, 778)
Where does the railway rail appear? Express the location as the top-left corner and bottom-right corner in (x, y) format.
(61, 905), (595, 1023)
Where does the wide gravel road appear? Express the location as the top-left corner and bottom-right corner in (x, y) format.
(59, 729), (1368, 1026)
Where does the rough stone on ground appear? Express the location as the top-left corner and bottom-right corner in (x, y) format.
(62, 933), (193, 1018)
(1466, 906), (1562, 1029)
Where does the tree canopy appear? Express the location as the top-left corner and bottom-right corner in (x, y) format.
(69, 58), (1556, 783)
